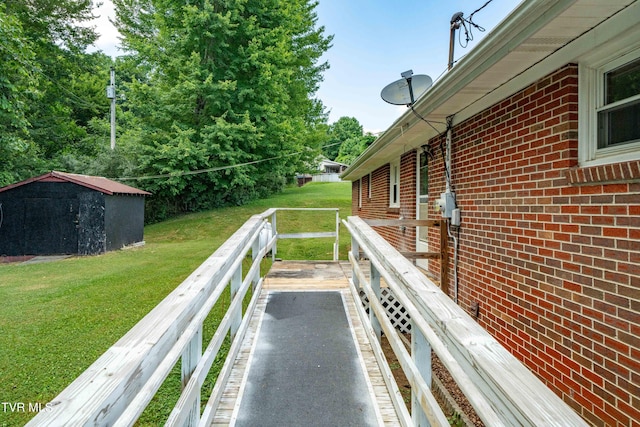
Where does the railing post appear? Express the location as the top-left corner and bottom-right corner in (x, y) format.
(271, 211), (277, 262)
(181, 324), (202, 426)
(252, 227), (261, 292)
(370, 263), (381, 342)
(411, 323), (432, 427)
(440, 219), (449, 293)
(230, 265), (242, 340)
(334, 209), (340, 261)
(351, 234), (360, 288)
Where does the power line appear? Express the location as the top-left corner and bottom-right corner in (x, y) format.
(453, 0), (493, 48)
(114, 140), (346, 182)
(115, 151), (303, 182)
(469, 0), (494, 21)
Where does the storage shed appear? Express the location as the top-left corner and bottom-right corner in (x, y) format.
(0, 171), (150, 257)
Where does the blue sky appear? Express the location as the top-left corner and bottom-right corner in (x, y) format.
(313, 0), (522, 133)
(90, 0), (522, 133)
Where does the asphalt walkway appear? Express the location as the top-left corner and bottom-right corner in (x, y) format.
(234, 291), (379, 426)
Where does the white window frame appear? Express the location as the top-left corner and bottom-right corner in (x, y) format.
(389, 160), (400, 208)
(368, 173), (372, 200)
(579, 47), (640, 167)
(358, 177), (363, 208)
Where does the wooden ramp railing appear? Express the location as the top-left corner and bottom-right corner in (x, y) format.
(362, 218), (448, 287)
(342, 215), (588, 427)
(26, 209), (588, 426)
(25, 208), (337, 427)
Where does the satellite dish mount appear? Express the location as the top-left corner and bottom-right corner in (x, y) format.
(401, 70), (416, 105)
(381, 70), (432, 107)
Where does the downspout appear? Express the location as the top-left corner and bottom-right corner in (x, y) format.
(445, 122), (452, 192)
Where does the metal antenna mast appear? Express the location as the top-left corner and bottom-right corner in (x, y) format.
(448, 12), (464, 70)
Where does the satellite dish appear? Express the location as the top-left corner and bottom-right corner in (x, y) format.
(381, 71), (432, 106)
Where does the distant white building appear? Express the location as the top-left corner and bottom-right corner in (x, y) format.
(318, 158), (348, 174)
(297, 157), (349, 186)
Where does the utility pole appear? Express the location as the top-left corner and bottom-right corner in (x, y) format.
(106, 66), (116, 150)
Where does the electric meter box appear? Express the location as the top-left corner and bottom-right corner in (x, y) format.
(106, 86), (115, 99)
(439, 191), (456, 219)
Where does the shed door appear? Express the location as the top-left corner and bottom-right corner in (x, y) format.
(24, 198), (78, 255)
(78, 192), (106, 255)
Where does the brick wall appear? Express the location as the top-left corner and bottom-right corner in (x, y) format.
(353, 63), (639, 426)
(352, 151), (417, 252)
(424, 64), (640, 426)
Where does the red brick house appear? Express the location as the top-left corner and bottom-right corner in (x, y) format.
(341, 1), (640, 426)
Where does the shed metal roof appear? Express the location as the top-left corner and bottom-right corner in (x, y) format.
(0, 171), (151, 196)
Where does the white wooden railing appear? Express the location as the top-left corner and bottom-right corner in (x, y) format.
(342, 216), (588, 427)
(26, 208), (338, 426)
(264, 207), (340, 261)
(26, 210), (588, 426)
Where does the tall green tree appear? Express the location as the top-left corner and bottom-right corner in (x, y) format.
(323, 116), (363, 160)
(113, 0), (332, 219)
(0, 5), (41, 185)
(1, 0), (109, 182)
(335, 134), (376, 165)
(5, 0), (97, 53)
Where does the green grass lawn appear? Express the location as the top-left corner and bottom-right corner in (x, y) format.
(0, 182), (352, 426)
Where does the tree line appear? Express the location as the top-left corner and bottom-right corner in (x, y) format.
(1, 0), (374, 221)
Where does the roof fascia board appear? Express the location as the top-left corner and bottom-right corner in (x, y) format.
(454, 0), (640, 126)
(412, 0), (577, 124)
(341, 119), (437, 180)
(571, 1), (640, 67)
(341, 120), (407, 181)
(342, 0), (576, 181)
